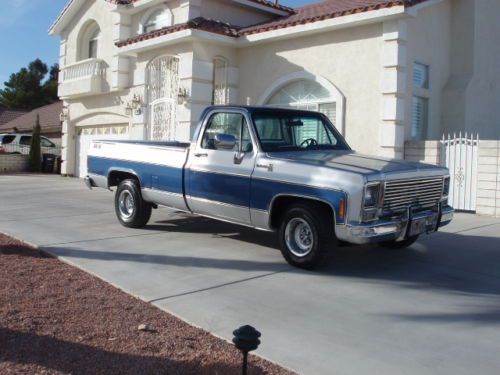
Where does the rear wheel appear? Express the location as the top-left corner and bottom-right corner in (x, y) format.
(278, 203), (336, 269)
(115, 179), (152, 228)
(379, 235), (419, 249)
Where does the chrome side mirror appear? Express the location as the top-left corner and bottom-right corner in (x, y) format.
(214, 133), (237, 150)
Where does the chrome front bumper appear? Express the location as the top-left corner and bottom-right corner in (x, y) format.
(337, 205), (454, 245)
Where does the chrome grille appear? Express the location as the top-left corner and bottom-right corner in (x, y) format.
(383, 177), (444, 212)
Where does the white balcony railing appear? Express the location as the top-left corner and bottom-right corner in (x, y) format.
(62, 58), (105, 81)
(59, 58), (105, 98)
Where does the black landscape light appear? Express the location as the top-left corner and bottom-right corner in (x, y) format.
(233, 325), (261, 375)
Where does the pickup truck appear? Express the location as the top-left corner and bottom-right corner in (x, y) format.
(85, 106), (454, 269)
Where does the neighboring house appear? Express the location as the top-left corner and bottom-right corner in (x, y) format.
(49, 0), (500, 178)
(0, 108), (28, 126)
(0, 101), (64, 144)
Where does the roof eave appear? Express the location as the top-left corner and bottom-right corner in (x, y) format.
(48, 0), (87, 36)
(238, 5), (408, 46)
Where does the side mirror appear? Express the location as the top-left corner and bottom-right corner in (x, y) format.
(214, 133), (237, 150)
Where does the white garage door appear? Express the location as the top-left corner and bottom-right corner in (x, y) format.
(76, 125), (129, 177)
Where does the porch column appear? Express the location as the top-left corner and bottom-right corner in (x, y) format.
(379, 20), (408, 159)
(61, 103), (76, 177)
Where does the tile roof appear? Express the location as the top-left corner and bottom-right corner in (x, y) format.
(110, 0), (295, 14)
(116, 17), (240, 47)
(0, 101), (63, 133)
(116, 0), (430, 47)
(240, 0), (426, 35)
(0, 108), (29, 126)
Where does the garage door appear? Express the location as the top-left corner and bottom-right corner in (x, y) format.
(76, 125), (129, 178)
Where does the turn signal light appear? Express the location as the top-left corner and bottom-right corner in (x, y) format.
(0, 146), (5, 153)
(339, 199), (346, 220)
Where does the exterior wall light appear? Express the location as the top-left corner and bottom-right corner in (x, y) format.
(178, 86), (190, 105)
(125, 93), (143, 116)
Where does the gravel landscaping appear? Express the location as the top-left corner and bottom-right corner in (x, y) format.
(0, 233), (295, 375)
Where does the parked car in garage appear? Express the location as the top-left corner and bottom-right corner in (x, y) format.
(84, 106), (454, 269)
(0, 133), (60, 156)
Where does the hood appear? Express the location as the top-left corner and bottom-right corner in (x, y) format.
(266, 150), (448, 180)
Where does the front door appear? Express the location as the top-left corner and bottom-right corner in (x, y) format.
(188, 110), (256, 225)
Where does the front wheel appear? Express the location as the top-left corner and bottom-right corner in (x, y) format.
(278, 203), (336, 270)
(115, 179), (152, 228)
(379, 235), (419, 249)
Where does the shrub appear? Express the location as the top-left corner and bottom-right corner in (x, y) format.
(28, 114), (42, 172)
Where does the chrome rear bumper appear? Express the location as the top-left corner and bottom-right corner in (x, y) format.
(337, 205), (454, 245)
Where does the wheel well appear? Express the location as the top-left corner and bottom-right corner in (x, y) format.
(108, 170), (139, 187)
(269, 196), (335, 230)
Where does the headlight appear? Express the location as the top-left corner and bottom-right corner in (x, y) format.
(443, 177), (450, 197)
(364, 183), (381, 208)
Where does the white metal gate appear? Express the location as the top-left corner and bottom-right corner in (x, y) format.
(441, 133), (479, 211)
(147, 56), (179, 141)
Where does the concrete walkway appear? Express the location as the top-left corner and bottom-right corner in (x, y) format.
(1, 174), (500, 375)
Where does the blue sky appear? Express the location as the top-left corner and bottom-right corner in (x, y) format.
(0, 0), (313, 89)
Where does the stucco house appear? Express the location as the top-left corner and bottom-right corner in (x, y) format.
(49, 0), (500, 179)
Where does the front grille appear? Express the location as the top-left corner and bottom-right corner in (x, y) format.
(383, 177), (444, 212)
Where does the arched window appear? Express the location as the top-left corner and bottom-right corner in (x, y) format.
(266, 80), (338, 126)
(212, 57), (228, 105)
(147, 55), (179, 140)
(140, 7), (172, 34)
(78, 21), (101, 60)
(88, 28), (100, 59)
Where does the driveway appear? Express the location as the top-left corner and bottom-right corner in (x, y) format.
(1, 174), (500, 375)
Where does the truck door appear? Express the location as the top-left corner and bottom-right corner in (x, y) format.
(187, 110), (256, 225)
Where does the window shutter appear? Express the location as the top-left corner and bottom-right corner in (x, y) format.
(411, 96), (428, 140)
(413, 63), (429, 89)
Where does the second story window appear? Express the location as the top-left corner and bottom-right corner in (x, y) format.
(142, 8), (172, 34)
(88, 28), (100, 59)
(212, 57), (228, 105)
(411, 62), (430, 141)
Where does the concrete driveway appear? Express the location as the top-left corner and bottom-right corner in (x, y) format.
(1, 174), (500, 375)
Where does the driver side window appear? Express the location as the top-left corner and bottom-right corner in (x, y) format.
(202, 113), (252, 151)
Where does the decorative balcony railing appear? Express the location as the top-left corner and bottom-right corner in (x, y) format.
(62, 58), (104, 81)
(59, 58), (105, 98)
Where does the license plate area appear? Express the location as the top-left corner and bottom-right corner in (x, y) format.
(409, 214), (438, 236)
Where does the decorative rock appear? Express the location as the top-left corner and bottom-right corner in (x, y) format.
(138, 324), (150, 331)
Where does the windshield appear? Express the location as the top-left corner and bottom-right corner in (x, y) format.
(252, 110), (350, 153)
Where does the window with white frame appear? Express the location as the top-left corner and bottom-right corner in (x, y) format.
(413, 62), (429, 89)
(411, 62), (430, 140)
(142, 8), (172, 34)
(88, 28), (100, 59)
(266, 80), (338, 127)
(78, 22), (100, 60)
(212, 57), (228, 105)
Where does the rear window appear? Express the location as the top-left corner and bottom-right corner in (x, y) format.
(19, 136), (31, 145)
(0, 135), (16, 144)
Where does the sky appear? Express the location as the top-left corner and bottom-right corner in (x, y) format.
(0, 0), (314, 89)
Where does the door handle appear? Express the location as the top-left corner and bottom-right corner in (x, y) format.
(194, 153), (208, 158)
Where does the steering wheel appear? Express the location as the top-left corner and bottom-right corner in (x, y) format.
(300, 138), (318, 148)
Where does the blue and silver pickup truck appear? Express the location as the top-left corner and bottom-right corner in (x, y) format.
(85, 106), (453, 269)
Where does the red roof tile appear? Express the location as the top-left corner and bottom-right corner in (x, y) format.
(115, 0), (430, 47)
(0, 108), (28, 126)
(0, 101), (63, 133)
(116, 18), (240, 47)
(240, 0), (411, 35)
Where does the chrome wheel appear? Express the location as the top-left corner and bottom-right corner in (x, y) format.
(285, 218), (314, 257)
(118, 190), (135, 219)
